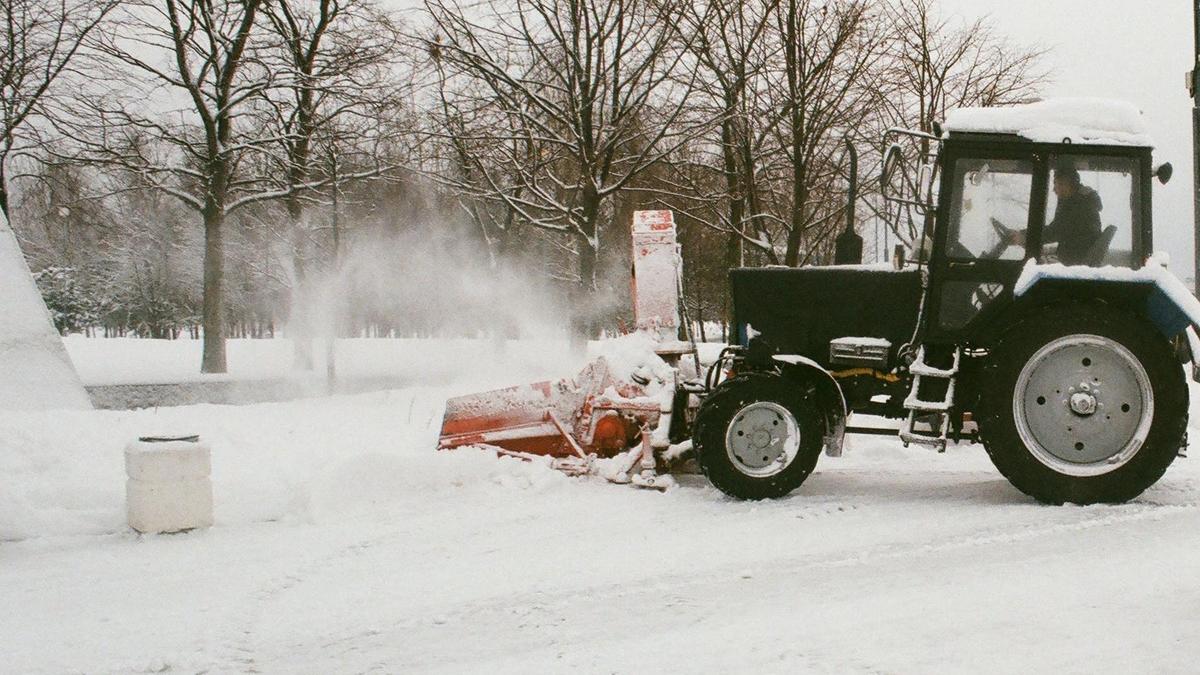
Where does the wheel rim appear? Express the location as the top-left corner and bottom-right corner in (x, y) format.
(724, 401), (801, 478)
(1012, 334), (1154, 477)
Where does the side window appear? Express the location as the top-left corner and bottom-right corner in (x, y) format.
(1044, 156), (1138, 267)
(947, 158), (1033, 261)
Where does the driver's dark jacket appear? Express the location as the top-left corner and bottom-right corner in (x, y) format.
(1044, 186), (1102, 265)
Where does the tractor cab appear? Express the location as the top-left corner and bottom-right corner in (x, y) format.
(881, 100), (1172, 347)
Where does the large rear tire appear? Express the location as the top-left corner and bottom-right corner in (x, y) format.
(693, 373), (824, 500)
(978, 302), (1188, 504)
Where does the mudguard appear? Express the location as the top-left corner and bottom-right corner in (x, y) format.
(1014, 258), (1200, 381)
(772, 354), (848, 457)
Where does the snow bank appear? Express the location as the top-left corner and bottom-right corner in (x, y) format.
(1, 334), (714, 541)
(944, 98), (1152, 147)
(2, 334), (624, 541)
(0, 387), (587, 541)
(0, 212), (91, 410)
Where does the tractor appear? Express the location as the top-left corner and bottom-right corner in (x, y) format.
(439, 98), (1200, 505)
(694, 98), (1198, 504)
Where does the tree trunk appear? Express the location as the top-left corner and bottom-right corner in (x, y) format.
(784, 164), (808, 266)
(289, 221), (314, 370)
(200, 203), (227, 373)
(573, 189), (602, 339)
(0, 163), (9, 220)
(575, 233), (598, 338)
(720, 113), (745, 272)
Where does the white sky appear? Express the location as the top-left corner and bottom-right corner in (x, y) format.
(940, 0), (1195, 278)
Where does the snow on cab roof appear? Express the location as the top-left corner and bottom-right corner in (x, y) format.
(943, 98), (1152, 147)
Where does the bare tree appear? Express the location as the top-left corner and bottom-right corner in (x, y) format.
(256, 0), (407, 368)
(424, 0), (704, 330)
(58, 0), (275, 373)
(0, 0), (115, 218)
(661, 0), (888, 268)
(875, 0), (1048, 247)
(772, 0), (885, 266)
(673, 0), (782, 268)
(882, 0), (1047, 135)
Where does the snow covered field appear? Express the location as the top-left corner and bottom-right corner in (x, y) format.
(4, 337), (1200, 673)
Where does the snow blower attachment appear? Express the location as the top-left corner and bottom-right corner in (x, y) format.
(438, 210), (695, 489)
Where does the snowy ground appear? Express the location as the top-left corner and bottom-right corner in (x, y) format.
(4, 337), (1200, 673)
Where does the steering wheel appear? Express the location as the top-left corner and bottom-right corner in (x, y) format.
(981, 217), (1017, 260)
(989, 217), (1015, 241)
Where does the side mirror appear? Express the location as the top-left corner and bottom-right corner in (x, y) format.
(1155, 162), (1174, 185)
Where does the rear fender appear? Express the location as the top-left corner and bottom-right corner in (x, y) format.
(772, 355), (847, 457)
(1012, 262), (1199, 339)
(1010, 262), (1200, 382)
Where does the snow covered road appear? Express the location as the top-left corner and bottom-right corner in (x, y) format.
(3, 339), (1200, 673)
(5, 423), (1200, 672)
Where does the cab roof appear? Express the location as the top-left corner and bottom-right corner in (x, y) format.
(943, 98), (1152, 148)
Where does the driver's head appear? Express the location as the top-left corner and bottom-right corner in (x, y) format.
(1053, 166), (1081, 199)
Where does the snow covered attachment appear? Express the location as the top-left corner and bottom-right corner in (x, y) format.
(438, 211), (694, 489)
(437, 353), (681, 489)
(438, 357), (654, 458)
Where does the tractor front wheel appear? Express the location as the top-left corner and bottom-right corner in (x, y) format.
(693, 373), (824, 500)
(978, 302), (1188, 504)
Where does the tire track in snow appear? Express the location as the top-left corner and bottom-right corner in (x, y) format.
(210, 521), (408, 672)
(204, 487), (875, 671)
(205, 391), (447, 673)
(311, 498), (1200, 672)
(208, 430), (1200, 673)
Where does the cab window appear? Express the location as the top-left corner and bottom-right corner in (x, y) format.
(946, 158), (1032, 261)
(1042, 155), (1139, 267)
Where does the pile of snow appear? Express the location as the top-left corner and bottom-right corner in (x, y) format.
(944, 98), (1152, 147)
(1, 333), (715, 541)
(0, 387), (583, 541)
(0, 212), (91, 410)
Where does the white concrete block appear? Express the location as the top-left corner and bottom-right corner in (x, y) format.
(125, 438), (211, 482)
(125, 437), (213, 534)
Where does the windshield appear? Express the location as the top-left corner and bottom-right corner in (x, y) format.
(946, 158), (1032, 260)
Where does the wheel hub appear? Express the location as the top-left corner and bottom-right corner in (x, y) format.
(1069, 390), (1098, 416)
(725, 401), (801, 478)
(1013, 335), (1153, 477)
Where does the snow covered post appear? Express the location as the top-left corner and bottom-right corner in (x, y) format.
(125, 436), (213, 534)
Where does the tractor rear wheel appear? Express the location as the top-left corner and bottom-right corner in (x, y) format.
(978, 302), (1188, 504)
(693, 373), (824, 500)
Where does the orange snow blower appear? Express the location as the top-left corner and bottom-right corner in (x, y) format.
(437, 210), (697, 488)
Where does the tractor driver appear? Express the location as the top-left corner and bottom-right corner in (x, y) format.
(994, 166), (1103, 265)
